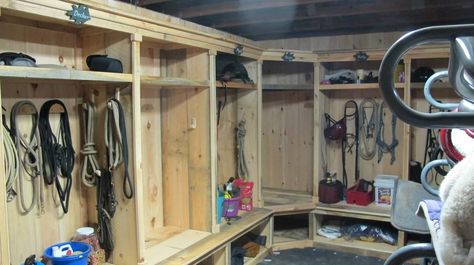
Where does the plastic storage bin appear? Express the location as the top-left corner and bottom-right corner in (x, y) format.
(374, 175), (398, 206)
(222, 197), (240, 218)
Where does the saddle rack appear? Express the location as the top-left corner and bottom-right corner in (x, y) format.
(379, 24), (474, 265)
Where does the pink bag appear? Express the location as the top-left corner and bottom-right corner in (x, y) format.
(234, 179), (254, 211)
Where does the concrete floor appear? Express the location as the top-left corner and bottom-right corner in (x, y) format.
(258, 248), (386, 265)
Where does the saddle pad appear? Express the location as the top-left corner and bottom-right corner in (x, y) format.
(390, 180), (438, 234)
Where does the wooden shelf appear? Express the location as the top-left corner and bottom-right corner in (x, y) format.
(313, 235), (397, 259)
(217, 81), (257, 90)
(263, 188), (314, 215)
(0, 65), (132, 83)
(410, 82), (451, 90)
(144, 227), (211, 264)
(141, 75), (209, 88)
(319, 82), (404, 91)
(314, 201), (391, 222)
(263, 84), (313, 91)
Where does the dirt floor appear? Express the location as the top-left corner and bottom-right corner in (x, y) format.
(258, 248), (386, 265)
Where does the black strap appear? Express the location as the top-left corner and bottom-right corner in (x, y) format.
(39, 99), (75, 214)
(342, 100), (359, 187)
(96, 168), (116, 259)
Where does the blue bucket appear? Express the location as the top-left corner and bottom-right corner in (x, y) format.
(44, 242), (91, 265)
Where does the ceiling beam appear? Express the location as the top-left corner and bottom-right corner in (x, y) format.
(163, 0), (341, 19)
(140, 0), (173, 5)
(234, 7), (474, 39)
(198, 0), (473, 29)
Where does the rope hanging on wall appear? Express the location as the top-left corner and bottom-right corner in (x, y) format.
(80, 101), (99, 187)
(3, 110), (19, 203)
(376, 102), (398, 165)
(236, 120), (249, 180)
(10, 101), (44, 214)
(105, 97), (133, 199)
(359, 98), (378, 160)
(39, 99), (75, 214)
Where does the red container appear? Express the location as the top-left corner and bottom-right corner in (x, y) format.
(233, 179), (254, 211)
(346, 184), (374, 206)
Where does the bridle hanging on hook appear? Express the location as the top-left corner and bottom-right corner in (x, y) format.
(342, 100), (360, 187)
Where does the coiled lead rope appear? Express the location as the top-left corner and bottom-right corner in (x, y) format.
(3, 123), (19, 202)
(236, 120), (249, 180)
(80, 101), (99, 187)
(105, 98), (133, 199)
(10, 100), (43, 214)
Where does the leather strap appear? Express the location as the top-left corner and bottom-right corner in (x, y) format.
(342, 100), (360, 187)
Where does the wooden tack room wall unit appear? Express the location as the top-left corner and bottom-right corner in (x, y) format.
(0, 1), (272, 265)
(259, 49), (317, 251)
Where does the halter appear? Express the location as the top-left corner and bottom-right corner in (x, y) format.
(359, 98), (378, 160)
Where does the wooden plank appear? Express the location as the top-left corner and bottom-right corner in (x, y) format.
(313, 235), (397, 259)
(209, 50), (218, 233)
(141, 76), (209, 88)
(402, 59), (411, 181)
(0, 81), (11, 265)
(131, 34), (146, 265)
(256, 60), (263, 207)
(272, 239), (313, 251)
(217, 81), (257, 90)
(261, 50), (317, 63)
(263, 84), (313, 91)
(0, 66), (133, 83)
(313, 201), (391, 221)
(207, 0), (468, 29)
(167, 0), (339, 19)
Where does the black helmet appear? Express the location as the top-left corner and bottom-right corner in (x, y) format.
(412, 67), (435, 82)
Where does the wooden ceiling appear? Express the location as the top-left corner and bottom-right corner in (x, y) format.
(139, 0), (474, 40)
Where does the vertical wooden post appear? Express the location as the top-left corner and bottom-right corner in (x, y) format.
(256, 59), (263, 207)
(209, 49), (219, 233)
(402, 57), (412, 181)
(0, 81), (11, 265)
(131, 33), (146, 264)
(313, 61), (321, 203)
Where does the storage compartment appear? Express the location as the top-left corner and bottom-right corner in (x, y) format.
(141, 39), (209, 87)
(140, 85), (212, 261)
(261, 60), (314, 209)
(231, 219), (272, 265)
(312, 212), (399, 259)
(273, 214), (309, 244)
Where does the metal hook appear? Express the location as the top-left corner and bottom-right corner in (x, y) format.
(420, 159), (452, 196)
(423, 71), (458, 110)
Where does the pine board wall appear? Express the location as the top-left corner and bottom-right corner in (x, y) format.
(258, 32), (403, 52)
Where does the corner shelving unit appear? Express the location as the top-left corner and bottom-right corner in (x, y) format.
(259, 50), (316, 251)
